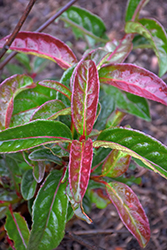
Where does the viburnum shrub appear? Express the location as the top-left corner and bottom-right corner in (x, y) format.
(1, 0), (167, 249)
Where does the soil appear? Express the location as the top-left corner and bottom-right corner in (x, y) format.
(1, 0), (167, 250)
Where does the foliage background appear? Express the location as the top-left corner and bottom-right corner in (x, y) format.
(0, 0), (167, 249)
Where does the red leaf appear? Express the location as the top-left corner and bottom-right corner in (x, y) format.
(106, 181), (150, 248)
(0, 32), (77, 69)
(99, 63), (167, 106)
(71, 60), (99, 136)
(69, 138), (93, 202)
(102, 150), (131, 177)
(0, 75), (35, 130)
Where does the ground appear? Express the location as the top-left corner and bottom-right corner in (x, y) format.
(0, 0), (167, 250)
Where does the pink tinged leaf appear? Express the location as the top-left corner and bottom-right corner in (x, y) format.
(99, 63), (167, 106)
(0, 74), (35, 130)
(0, 32), (77, 69)
(66, 185), (92, 224)
(106, 181), (150, 248)
(69, 138), (93, 203)
(102, 150), (131, 177)
(38, 80), (71, 100)
(71, 60), (99, 136)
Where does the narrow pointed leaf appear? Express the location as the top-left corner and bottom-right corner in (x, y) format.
(0, 120), (72, 153)
(102, 149), (131, 177)
(0, 75), (34, 130)
(125, 19), (167, 77)
(38, 80), (71, 100)
(0, 32), (77, 69)
(60, 6), (108, 45)
(106, 181), (150, 247)
(30, 100), (66, 121)
(99, 63), (167, 106)
(5, 210), (30, 250)
(69, 138), (93, 202)
(93, 127), (167, 179)
(21, 169), (37, 200)
(72, 60), (99, 136)
(66, 185), (92, 224)
(125, 0), (149, 22)
(27, 170), (68, 250)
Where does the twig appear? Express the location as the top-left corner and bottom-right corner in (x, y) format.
(65, 231), (106, 250)
(71, 229), (128, 236)
(0, 0), (37, 60)
(0, 0), (78, 70)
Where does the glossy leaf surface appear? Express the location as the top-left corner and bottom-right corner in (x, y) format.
(0, 120), (72, 153)
(72, 60), (99, 136)
(28, 148), (63, 165)
(5, 210), (30, 250)
(27, 170), (68, 250)
(94, 127), (167, 179)
(33, 162), (45, 183)
(103, 34), (133, 65)
(0, 75), (34, 130)
(125, 0), (149, 22)
(10, 84), (58, 127)
(106, 181), (150, 247)
(102, 84), (150, 121)
(61, 6), (107, 45)
(125, 19), (167, 76)
(38, 80), (71, 100)
(99, 63), (167, 106)
(30, 100), (66, 121)
(21, 169), (37, 200)
(102, 149), (131, 177)
(69, 139), (93, 202)
(0, 32), (77, 69)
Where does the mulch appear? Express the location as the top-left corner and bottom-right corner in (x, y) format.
(0, 0), (167, 249)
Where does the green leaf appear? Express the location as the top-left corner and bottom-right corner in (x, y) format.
(33, 162), (45, 183)
(125, 19), (167, 76)
(38, 80), (72, 100)
(94, 127), (167, 179)
(28, 147), (63, 165)
(106, 181), (150, 247)
(102, 84), (150, 121)
(102, 149), (131, 177)
(21, 169), (37, 200)
(5, 209), (30, 250)
(30, 100), (66, 120)
(0, 120), (72, 153)
(0, 74), (34, 130)
(88, 188), (110, 209)
(10, 83), (58, 127)
(15, 53), (31, 72)
(94, 89), (115, 130)
(27, 170), (68, 250)
(125, 0), (149, 22)
(60, 6), (108, 45)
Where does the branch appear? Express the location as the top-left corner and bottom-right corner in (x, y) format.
(0, 0), (78, 70)
(65, 231), (106, 250)
(0, 0), (37, 60)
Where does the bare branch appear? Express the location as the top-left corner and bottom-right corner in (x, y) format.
(0, 0), (37, 60)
